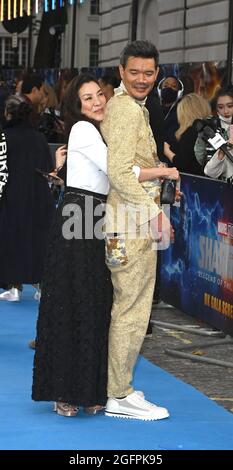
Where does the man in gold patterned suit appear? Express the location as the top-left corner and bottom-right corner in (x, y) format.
(101, 41), (173, 421)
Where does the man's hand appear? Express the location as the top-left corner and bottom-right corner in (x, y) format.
(150, 211), (174, 249)
(162, 167), (180, 181)
(175, 187), (182, 202)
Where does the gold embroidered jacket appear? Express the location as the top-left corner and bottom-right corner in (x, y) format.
(101, 89), (161, 233)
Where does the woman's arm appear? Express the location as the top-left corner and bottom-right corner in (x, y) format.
(204, 150), (226, 179)
(164, 142), (176, 162)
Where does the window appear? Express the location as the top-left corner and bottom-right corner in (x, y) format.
(89, 38), (99, 67)
(90, 0), (99, 15)
(4, 38), (15, 68)
(19, 39), (27, 67)
(0, 37), (28, 67)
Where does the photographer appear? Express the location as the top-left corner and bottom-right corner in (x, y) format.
(203, 88), (233, 180)
(38, 83), (65, 144)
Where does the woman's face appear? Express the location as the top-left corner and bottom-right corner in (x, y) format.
(79, 81), (106, 122)
(216, 94), (233, 119)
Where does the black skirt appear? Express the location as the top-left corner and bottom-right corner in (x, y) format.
(32, 187), (113, 407)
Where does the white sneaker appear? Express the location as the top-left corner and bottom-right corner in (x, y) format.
(105, 391), (169, 421)
(0, 288), (21, 302)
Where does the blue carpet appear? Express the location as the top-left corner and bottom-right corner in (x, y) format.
(0, 286), (233, 450)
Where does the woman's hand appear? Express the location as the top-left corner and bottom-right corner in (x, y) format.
(164, 142), (175, 161)
(217, 149), (225, 161)
(55, 145), (67, 170)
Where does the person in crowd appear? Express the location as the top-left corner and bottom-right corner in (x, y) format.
(179, 75), (194, 96)
(0, 96), (55, 301)
(13, 68), (30, 97)
(38, 82), (59, 116)
(101, 40), (174, 421)
(0, 77), (10, 125)
(195, 87), (233, 180)
(21, 74), (45, 129)
(98, 72), (120, 102)
(54, 68), (77, 117)
(145, 87), (165, 328)
(157, 75), (184, 157)
(146, 85), (165, 161)
(164, 93), (211, 175)
(38, 82), (65, 144)
(0, 123), (8, 201)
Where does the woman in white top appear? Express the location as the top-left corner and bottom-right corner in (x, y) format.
(204, 88), (233, 180)
(32, 74), (114, 417)
(32, 73), (179, 418)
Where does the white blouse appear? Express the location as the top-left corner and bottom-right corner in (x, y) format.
(67, 121), (109, 195)
(66, 120), (141, 195)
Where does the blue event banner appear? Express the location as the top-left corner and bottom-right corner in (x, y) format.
(160, 173), (233, 336)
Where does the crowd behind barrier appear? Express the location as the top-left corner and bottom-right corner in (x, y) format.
(160, 173), (233, 336)
(0, 59), (228, 100)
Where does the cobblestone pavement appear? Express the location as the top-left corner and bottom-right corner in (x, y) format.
(141, 303), (233, 413)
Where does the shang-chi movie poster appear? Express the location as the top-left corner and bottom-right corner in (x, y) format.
(160, 174), (233, 336)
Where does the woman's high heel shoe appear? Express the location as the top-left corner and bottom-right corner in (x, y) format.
(84, 405), (105, 415)
(54, 402), (79, 417)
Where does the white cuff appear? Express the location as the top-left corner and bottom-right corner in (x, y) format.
(132, 165), (140, 179)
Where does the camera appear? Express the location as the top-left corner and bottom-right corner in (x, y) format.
(38, 108), (65, 143)
(195, 116), (220, 134)
(195, 117), (233, 165)
(195, 117), (225, 149)
(195, 117), (221, 162)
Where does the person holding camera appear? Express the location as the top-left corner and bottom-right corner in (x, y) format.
(203, 87), (233, 180)
(164, 93), (211, 175)
(0, 96), (55, 302)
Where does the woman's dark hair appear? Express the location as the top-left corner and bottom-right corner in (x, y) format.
(62, 73), (101, 136)
(4, 95), (32, 125)
(211, 86), (233, 112)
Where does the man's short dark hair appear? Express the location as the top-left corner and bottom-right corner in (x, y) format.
(21, 74), (43, 94)
(120, 40), (159, 69)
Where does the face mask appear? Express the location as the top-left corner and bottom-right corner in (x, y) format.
(218, 114), (232, 125)
(161, 87), (178, 104)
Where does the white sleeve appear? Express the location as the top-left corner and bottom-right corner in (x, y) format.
(204, 151), (226, 179)
(69, 121), (108, 174)
(132, 165), (140, 179)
